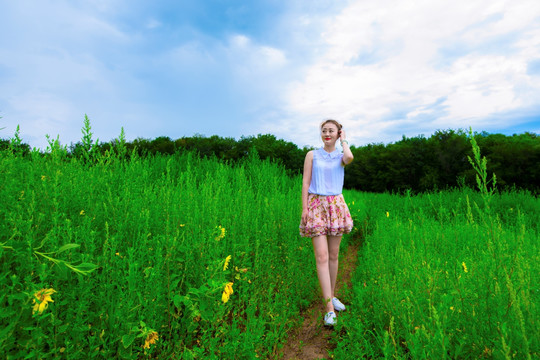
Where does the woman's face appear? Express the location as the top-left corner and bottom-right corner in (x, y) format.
(321, 122), (339, 145)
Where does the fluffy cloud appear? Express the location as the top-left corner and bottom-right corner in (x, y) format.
(279, 0), (540, 146)
(2, 0), (539, 149)
(0, 1), (132, 148)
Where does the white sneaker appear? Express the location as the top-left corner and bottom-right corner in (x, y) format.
(332, 297), (346, 312)
(324, 311), (337, 326)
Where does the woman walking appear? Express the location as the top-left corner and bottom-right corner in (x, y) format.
(299, 119), (354, 326)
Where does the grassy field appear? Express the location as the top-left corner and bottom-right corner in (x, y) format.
(1, 143), (323, 359)
(337, 188), (539, 359)
(1, 134), (538, 359)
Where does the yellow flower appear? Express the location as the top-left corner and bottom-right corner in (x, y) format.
(179, 224), (185, 227)
(143, 331), (158, 349)
(462, 262), (468, 273)
(41, 175), (47, 181)
(221, 282), (234, 303)
(32, 288), (56, 314)
(386, 211), (389, 217)
(450, 306), (455, 311)
(215, 226), (226, 241)
(80, 210), (85, 216)
(223, 255), (232, 271)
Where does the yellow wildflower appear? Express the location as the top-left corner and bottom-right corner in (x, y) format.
(221, 282), (234, 303)
(41, 175), (46, 181)
(386, 211), (389, 217)
(32, 288), (56, 314)
(215, 226), (226, 241)
(462, 262), (468, 273)
(80, 210), (85, 216)
(143, 331), (158, 349)
(223, 255), (232, 271)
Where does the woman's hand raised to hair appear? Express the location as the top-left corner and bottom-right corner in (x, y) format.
(340, 130), (354, 165)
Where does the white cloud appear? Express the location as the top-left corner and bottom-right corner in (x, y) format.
(228, 34), (287, 71)
(152, 33), (287, 82)
(231, 34), (250, 48)
(277, 0), (540, 146)
(0, 1), (138, 148)
(2, 0), (539, 150)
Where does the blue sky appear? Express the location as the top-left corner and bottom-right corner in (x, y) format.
(1, 0), (540, 150)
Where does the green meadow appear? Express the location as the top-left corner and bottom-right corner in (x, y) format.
(337, 187), (539, 359)
(0, 131), (538, 359)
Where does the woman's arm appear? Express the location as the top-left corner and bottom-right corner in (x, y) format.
(340, 130), (354, 165)
(301, 151), (313, 224)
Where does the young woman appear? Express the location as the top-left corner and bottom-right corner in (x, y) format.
(299, 119), (354, 326)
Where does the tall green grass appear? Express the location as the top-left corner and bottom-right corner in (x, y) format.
(2, 126), (538, 359)
(0, 139), (321, 358)
(332, 133), (539, 359)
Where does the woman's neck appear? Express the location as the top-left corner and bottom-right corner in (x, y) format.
(323, 144), (336, 153)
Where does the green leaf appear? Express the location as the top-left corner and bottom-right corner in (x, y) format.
(173, 294), (182, 309)
(56, 243), (80, 254)
(55, 261), (70, 281)
(0, 308), (16, 319)
(73, 262), (98, 274)
(122, 334), (136, 348)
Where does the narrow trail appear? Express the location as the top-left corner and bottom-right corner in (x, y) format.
(280, 239), (360, 360)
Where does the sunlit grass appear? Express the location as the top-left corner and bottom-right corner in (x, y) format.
(1, 126), (537, 359)
(0, 140), (319, 358)
(332, 131), (539, 359)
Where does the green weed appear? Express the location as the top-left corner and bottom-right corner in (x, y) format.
(0, 124), (318, 359)
(332, 134), (539, 359)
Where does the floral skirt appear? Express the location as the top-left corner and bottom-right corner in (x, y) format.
(299, 193), (353, 238)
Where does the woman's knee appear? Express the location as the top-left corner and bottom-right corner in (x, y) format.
(314, 250), (329, 264)
(328, 249), (339, 262)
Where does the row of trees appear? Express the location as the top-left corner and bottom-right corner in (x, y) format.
(2, 126), (539, 193)
(346, 130), (539, 193)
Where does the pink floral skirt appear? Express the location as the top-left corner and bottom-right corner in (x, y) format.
(299, 193), (353, 238)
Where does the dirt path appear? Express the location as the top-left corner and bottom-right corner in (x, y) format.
(280, 240), (360, 360)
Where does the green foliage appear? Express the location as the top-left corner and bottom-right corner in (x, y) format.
(467, 128), (497, 216)
(1, 122), (538, 358)
(5, 125), (31, 156)
(331, 139), (539, 359)
(0, 133), (318, 358)
(345, 129), (540, 193)
(3, 120), (540, 192)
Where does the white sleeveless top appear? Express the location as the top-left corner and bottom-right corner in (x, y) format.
(308, 148), (344, 195)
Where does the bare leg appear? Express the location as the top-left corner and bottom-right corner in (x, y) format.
(327, 235), (342, 298)
(312, 235), (334, 313)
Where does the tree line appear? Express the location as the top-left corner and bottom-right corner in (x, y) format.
(2, 127), (539, 193)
